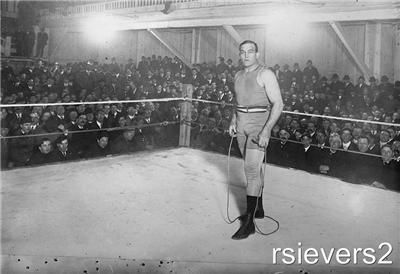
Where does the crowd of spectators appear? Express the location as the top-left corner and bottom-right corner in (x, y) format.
(1, 55), (399, 191)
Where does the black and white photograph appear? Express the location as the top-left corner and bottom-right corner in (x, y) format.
(1, 0), (399, 273)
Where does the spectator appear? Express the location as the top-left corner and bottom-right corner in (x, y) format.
(372, 145), (400, 191)
(318, 133), (346, 178)
(36, 27), (48, 58)
(29, 138), (55, 165)
(112, 128), (145, 154)
(53, 135), (79, 162)
(85, 131), (111, 158)
(8, 115), (34, 167)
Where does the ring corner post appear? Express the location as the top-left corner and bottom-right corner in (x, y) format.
(179, 84), (193, 147)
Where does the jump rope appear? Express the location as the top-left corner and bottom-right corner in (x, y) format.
(226, 134), (280, 236)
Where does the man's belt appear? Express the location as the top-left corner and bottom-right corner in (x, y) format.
(236, 105), (270, 113)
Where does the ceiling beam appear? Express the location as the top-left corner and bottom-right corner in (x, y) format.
(147, 28), (192, 68)
(329, 21), (373, 79)
(222, 25), (243, 45)
(47, 5), (400, 31)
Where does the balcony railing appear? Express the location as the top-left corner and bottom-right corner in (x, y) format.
(39, 0), (271, 18)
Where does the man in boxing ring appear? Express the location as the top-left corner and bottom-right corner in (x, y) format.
(229, 40), (284, 240)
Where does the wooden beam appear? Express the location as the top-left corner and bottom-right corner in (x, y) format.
(196, 28), (201, 64)
(48, 4), (400, 30)
(329, 21), (372, 79)
(395, 24), (400, 82)
(222, 25), (243, 45)
(191, 28), (196, 64)
(373, 22), (382, 78)
(147, 28), (192, 68)
(364, 23), (373, 71)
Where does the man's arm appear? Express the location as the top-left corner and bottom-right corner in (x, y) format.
(257, 69), (284, 146)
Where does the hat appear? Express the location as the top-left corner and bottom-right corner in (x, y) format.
(96, 130), (109, 140)
(20, 115), (32, 124)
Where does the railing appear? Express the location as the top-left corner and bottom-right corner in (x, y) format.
(41, 0), (199, 17)
(39, 0), (273, 18)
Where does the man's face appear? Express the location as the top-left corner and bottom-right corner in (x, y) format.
(239, 43), (258, 68)
(330, 138), (341, 149)
(301, 136), (311, 147)
(357, 138), (369, 153)
(21, 122), (32, 133)
(77, 115), (87, 126)
(381, 147), (393, 162)
(341, 130), (352, 143)
(380, 131), (390, 143)
(39, 140), (52, 154)
(124, 130), (135, 141)
(57, 139), (68, 153)
(97, 137), (108, 148)
(279, 130), (290, 141)
(316, 132), (326, 144)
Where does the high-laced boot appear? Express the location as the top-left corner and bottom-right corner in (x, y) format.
(238, 194), (264, 220)
(232, 196), (257, 240)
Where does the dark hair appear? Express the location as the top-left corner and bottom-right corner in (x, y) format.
(40, 138), (51, 145)
(55, 135), (68, 144)
(239, 40), (258, 52)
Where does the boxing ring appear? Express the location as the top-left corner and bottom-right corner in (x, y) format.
(1, 147), (399, 273)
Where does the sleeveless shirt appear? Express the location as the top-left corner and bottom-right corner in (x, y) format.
(234, 65), (271, 107)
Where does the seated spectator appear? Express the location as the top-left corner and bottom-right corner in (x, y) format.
(112, 128), (145, 154)
(378, 129), (391, 148)
(29, 138), (55, 166)
(53, 135), (79, 162)
(318, 133), (347, 178)
(267, 128), (299, 168)
(348, 135), (381, 184)
(8, 116), (35, 167)
(85, 131), (112, 158)
(298, 134), (320, 173)
(372, 145), (400, 191)
(340, 128), (358, 151)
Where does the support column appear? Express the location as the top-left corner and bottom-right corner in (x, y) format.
(179, 84), (193, 147)
(373, 22), (382, 78)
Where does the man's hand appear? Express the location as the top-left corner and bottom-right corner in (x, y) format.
(228, 123), (237, 137)
(255, 128), (271, 148)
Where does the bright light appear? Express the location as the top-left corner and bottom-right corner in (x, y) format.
(83, 15), (118, 44)
(265, 8), (310, 46)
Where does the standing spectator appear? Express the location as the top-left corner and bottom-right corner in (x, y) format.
(303, 60), (319, 85)
(36, 27), (48, 58)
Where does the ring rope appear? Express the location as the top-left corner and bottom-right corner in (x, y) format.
(2, 97), (399, 127)
(0, 97), (184, 108)
(184, 119), (399, 161)
(0, 121), (180, 140)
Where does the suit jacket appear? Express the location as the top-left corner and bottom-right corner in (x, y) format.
(318, 149), (347, 179)
(52, 148), (80, 162)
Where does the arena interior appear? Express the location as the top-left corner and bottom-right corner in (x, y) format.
(1, 0), (400, 273)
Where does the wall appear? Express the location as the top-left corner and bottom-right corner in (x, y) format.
(48, 22), (397, 82)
